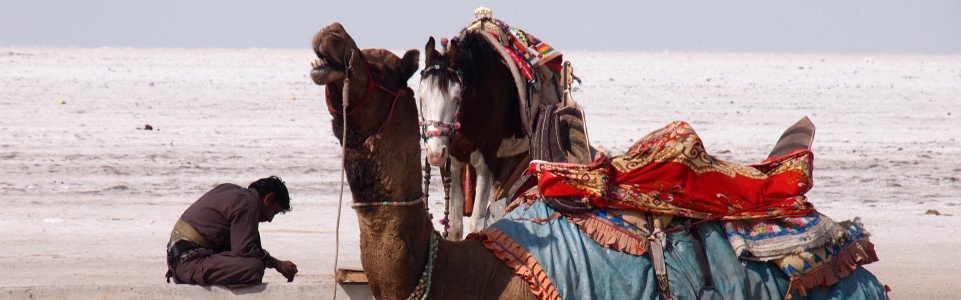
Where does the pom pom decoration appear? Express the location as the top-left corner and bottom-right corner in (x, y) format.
(474, 7), (493, 20)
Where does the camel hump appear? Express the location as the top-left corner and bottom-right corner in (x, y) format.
(768, 116), (816, 159)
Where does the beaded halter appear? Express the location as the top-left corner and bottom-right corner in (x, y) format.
(350, 196), (426, 208)
(418, 60), (466, 239)
(418, 64), (464, 139)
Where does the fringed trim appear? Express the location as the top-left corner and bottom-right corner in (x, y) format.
(468, 228), (561, 300)
(565, 212), (649, 256)
(785, 238), (880, 299)
(505, 188), (542, 213)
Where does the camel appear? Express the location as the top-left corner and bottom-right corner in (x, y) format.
(310, 22), (531, 299)
(310, 22), (887, 300)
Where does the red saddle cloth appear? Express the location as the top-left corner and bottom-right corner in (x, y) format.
(527, 121), (815, 220)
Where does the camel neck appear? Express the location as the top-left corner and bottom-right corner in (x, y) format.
(347, 146), (434, 298)
(337, 94), (434, 299)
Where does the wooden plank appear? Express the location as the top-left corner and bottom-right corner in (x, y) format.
(336, 268), (369, 284)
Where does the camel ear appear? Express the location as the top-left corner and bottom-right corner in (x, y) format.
(425, 37), (436, 65)
(400, 49), (420, 81)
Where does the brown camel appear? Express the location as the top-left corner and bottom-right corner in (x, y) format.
(310, 22), (531, 299)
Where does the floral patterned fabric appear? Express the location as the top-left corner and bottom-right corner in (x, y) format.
(527, 121), (815, 220)
(724, 212), (844, 261)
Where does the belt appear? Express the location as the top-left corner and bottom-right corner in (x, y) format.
(169, 219), (215, 249)
(166, 219), (215, 283)
(166, 240), (205, 283)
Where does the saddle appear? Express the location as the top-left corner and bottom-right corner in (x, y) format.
(508, 101), (597, 212)
(767, 116), (815, 160)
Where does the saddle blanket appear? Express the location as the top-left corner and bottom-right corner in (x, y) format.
(469, 198), (888, 300)
(457, 17), (563, 82)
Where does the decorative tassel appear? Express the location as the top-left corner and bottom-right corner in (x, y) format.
(473, 7), (493, 20)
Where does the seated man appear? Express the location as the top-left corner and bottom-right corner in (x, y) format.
(165, 176), (298, 288)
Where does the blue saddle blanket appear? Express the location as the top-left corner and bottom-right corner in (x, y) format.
(474, 200), (888, 300)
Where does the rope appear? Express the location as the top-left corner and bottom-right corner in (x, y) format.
(442, 157), (452, 238)
(332, 49), (354, 300)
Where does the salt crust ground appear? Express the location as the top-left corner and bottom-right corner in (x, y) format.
(0, 47), (958, 298)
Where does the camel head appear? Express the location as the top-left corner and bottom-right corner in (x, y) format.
(310, 23), (354, 85)
(310, 22), (419, 140)
(418, 36), (464, 166)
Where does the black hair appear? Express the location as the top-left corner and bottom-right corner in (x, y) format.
(249, 176), (291, 213)
(457, 32), (496, 89)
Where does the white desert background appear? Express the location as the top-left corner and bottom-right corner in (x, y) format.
(1, 46), (959, 299)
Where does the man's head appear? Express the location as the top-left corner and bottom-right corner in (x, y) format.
(249, 176), (291, 222)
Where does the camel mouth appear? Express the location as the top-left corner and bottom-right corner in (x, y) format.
(310, 55), (346, 85)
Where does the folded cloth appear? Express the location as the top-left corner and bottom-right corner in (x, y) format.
(723, 212), (844, 261)
(774, 219), (880, 297)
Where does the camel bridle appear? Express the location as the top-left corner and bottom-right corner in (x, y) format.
(329, 49), (438, 300)
(325, 51), (408, 139)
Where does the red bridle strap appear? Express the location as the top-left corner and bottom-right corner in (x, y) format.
(325, 53), (408, 136)
(326, 53), (403, 116)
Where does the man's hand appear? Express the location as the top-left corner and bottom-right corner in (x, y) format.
(275, 260), (298, 282)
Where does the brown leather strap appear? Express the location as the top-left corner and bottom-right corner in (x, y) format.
(648, 214), (672, 300)
(687, 221), (722, 299)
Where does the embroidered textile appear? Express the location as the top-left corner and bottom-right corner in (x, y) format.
(723, 212), (844, 261)
(452, 16), (567, 136)
(775, 219), (874, 276)
(458, 18), (561, 68)
(455, 17), (561, 82)
(528, 121), (816, 220)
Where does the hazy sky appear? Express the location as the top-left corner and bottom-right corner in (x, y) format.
(2, 1), (960, 54)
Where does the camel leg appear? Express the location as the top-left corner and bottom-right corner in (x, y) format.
(469, 150), (493, 232)
(446, 157), (466, 240)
